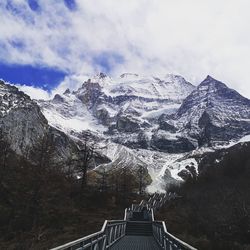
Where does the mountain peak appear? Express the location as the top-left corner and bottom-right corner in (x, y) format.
(161, 74), (194, 89)
(199, 75), (227, 89)
(63, 88), (71, 95)
(0, 80), (30, 100)
(205, 75), (215, 81)
(98, 72), (107, 79)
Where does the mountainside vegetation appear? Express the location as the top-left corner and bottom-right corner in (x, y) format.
(157, 142), (250, 250)
(0, 136), (144, 250)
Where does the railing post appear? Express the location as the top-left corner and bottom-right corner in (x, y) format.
(123, 222), (126, 236)
(102, 235), (107, 250)
(163, 234), (167, 250)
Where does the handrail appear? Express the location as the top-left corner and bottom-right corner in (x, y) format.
(152, 221), (197, 250)
(126, 194), (171, 221)
(137, 193), (197, 250)
(50, 220), (126, 250)
(151, 208), (155, 221)
(124, 208), (127, 220)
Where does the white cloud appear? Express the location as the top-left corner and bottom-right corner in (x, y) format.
(51, 74), (90, 96)
(17, 84), (51, 100)
(16, 74), (90, 100)
(0, 0), (250, 97)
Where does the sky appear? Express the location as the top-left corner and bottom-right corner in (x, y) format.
(0, 0), (250, 99)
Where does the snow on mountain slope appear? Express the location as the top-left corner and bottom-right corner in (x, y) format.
(141, 104), (181, 119)
(37, 73), (195, 149)
(98, 142), (148, 170)
(98, 73), (194, 100)
(97, 141), (198, 193)
(137, 150), (185, 193)
(34, 73), (250, 192)
(39, 93), (106, 134)
(239, 134), (250, 143)
(79, 73), (194, 118)
(133, 148), (199, 193)
(215, 134), (250, 149)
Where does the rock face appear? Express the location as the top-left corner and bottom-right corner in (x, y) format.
(151, 132), (195, 153)
(0, 81), (47, 157)
(174, 76), (250, 146)
(116, 115), (141, 133)
(0, 81), (88, 168)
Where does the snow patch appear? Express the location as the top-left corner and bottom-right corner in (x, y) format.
(170, 158), (198, 181)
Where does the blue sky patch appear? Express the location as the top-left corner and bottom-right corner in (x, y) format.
(9, 39), (26, 50)
(28, 0), (40, 12)
(64, 0), (77, 11)
(0, 64), (66, 91)
(94, 52), (124, 73)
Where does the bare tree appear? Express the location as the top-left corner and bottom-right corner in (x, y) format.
(121, 167), (137, 195)
(77, 134), (95, 190)
(137, 165), (146, 195)
(28, 134), (57, 222)
(28, 133), (56, 170)
(99, 167), (108, 192)
(108, 169), (120, 193)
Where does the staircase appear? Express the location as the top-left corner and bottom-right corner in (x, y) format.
(126, 221), (152, 236)
(50, 193), (197, 250)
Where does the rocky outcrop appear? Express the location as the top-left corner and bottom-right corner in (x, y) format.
(151, 132), (195, 153)
(53, 94), (65, 103)
(116, 115), (141, 133)
(76, 79), (103, 109)
(158, 120), (177, 133)
(0, 81), (107, 170)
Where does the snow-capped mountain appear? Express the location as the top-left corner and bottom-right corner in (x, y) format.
(1, 73), (250, 193)
(38, 73), (195, 148)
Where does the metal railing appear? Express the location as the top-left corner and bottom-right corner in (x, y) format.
(51, 193), (197, 250)
(148, 195), (197, 250)
(125, 193), (176, 221)
(152, 221), (197, 250)
(147, 193), (178, 211)
(50, 220), (126, 250)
